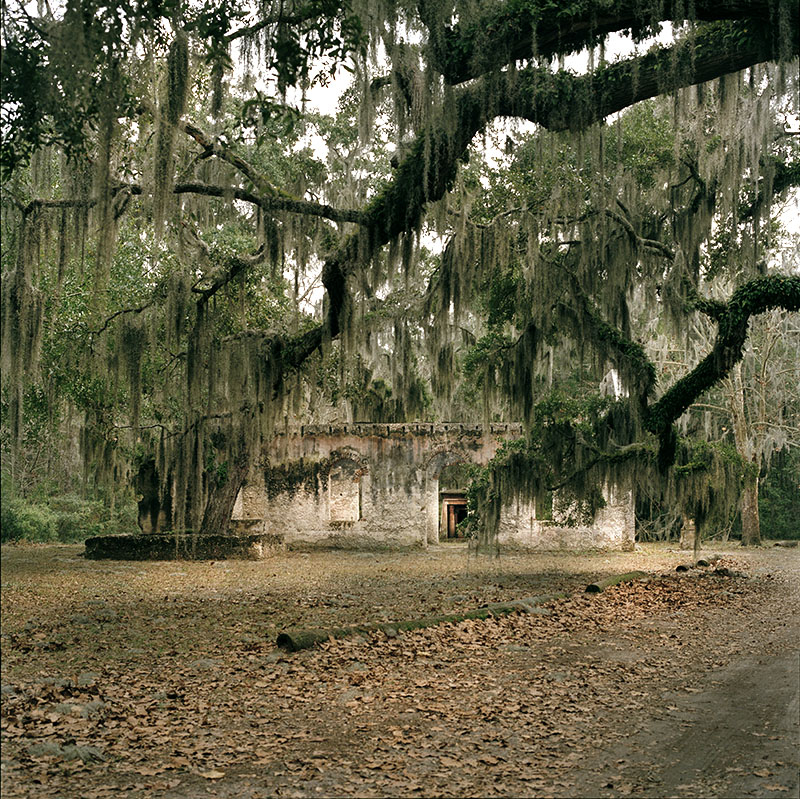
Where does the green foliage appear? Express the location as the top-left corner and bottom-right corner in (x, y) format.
(605, 101), (675, 189)
(462, 389), (619, 542)
(2, 0), (798, 545)
(672, 438), (746, 534)
(49, 494), (139, 541)
(0, 491), (138, 543)
(759, 449), (800, 539)
(1, 499), (58, 543)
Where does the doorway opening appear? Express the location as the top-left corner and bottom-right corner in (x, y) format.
(441, 492), (468, 538)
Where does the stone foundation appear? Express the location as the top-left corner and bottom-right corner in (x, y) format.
(84, 532), (284, 560)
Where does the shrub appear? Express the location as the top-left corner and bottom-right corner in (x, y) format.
(49, 494), (140, 541)
(1, 492), (140, 544)
(1, 500), (58, 543)
(50, 495), (109, 542)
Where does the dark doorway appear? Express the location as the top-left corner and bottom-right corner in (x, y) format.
(441, 493), (468, 538)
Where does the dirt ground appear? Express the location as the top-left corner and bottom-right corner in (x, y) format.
(1, 541), (798, 798)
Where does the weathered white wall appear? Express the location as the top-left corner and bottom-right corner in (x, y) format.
(231, 424), (635, 551)
(496, 484), (635, 551)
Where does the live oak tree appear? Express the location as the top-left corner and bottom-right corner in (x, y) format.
(1, 0), (798, 541)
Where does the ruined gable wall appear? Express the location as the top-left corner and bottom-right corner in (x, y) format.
(245, 424), (518, 549)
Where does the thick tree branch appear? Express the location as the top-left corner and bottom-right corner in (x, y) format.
(315, 16), (795, 363)
(498, 22), (797, 133)
(223, 8), (326, 43)
(172, 181), (365, 224)
(21, 181), (365, 225)
(684, 282), (727, 320)
(180, 121), (286, 199)
(178, 121), (367, 223)
(191, 245), (266, 302)
(645, 275), (800, 444)
(431, 0), (794, 85)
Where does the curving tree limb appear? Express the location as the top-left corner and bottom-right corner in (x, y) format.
(428, 0), (795, 85)
(645, 275), (800, 457)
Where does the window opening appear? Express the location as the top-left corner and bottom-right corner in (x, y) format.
(329, 459), (362, 522)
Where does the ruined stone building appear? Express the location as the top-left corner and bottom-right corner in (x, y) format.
(232, 423), (635, 551)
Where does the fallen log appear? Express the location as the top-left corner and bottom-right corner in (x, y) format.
(585, 571), (648, 593)
(675, 563), (695, 572)
(773, 540), (798, 548)
(275, 593), (567, 652)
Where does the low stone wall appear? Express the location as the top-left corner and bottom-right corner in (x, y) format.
(84, 532), (284, 561)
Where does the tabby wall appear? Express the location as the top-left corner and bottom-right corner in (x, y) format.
(232, 423), (634, 551)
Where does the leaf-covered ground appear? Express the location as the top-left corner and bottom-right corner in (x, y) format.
(1, 542), (798, 798)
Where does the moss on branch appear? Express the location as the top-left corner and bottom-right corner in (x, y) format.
(431, 0), (787, 85)
(645, 275), (800, 457)
(501, 21), (796, 132)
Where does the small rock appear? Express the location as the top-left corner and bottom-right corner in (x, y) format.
(337, 688), (363, 704)
(40, 677), (74, 689)
(265, 650), (288, 663)
(61, 744), (106, 763)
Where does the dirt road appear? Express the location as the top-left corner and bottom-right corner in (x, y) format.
(1, 543), (798, 798)
(563, 552), (800, 799)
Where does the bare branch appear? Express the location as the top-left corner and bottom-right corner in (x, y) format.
(88, 301), (154, 337)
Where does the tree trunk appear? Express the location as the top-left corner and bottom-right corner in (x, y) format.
(679, 514), (700, 551)
(277, 593), (568, 652)
(740, 469), (762, 547)
(729, 363), (762, 547)
(198, 445), (251, 537)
